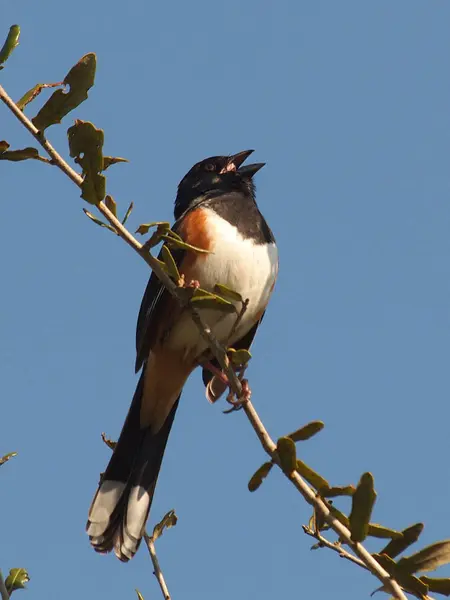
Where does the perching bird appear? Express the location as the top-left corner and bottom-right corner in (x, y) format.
(87, 150), (278, 561)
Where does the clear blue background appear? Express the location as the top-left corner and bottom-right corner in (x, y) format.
(2, 2), (450, 598)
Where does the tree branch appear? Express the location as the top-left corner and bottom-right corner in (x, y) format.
(302, 525), (368, 570)
(0, 81), (407, 600)
(0, 571), (10, 600)
(143, 534), (171, 600)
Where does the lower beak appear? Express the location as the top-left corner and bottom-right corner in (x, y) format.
(237, 162), (265, 177)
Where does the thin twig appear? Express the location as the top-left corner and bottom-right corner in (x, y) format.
(0, 81), (407, 600)
(143, 534), (171, 600)
(302, 525), (368, 570)
(0, 570), (9, 600)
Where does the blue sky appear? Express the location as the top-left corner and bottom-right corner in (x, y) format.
(2, 1), (450, 598)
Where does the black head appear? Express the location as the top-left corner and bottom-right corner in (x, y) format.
(174, 150), (265, 220)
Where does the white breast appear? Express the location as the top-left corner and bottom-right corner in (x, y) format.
(168, 208), (278, 357)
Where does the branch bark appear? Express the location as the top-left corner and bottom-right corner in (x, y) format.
(0, 571), (10, 600)
(143, 534), (171, 600)
(0, 82), (407, 600)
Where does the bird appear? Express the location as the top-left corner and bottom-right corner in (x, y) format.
(86, 149), (278, 561)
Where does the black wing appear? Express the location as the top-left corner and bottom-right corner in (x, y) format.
(135, 244), (185, 373)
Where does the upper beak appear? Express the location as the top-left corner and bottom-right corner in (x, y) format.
(227, 150), (265, 177)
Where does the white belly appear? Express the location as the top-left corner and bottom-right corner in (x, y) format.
(168, 208), (278, 357)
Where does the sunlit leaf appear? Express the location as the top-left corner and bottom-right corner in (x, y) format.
(83, 208), (117, 233)
(0, 451), (17, 466)
(248, 461), (273, 492)
(288, 421), (324, 442)
(296, 459), (329, 492)
(5, 568), (30, 594)
(135, 590), (144, 600)
(228, 348), (252, 366)
(397, 540), (450, 574)
(102, 156), (128, 171)
(420, 576), (450, 596)
(121, 201), (134, 225)
(0, 140), (10, 153)
(104, 195), (117, 217)
(277, 437), (297, 474)
(190, 294), (236, 313)
(16, 81), (64, 111)
(161, 245), (181, 281)
(0, 25), (20, 69)
(68, 120), (105, 204)
(349, 472), (376, 542)
(214, 283), (244, 304)
(160, 234), (211, 254)
(32, 53), (96, 130)
(135, 222), (171, 235)
(0, 146), (49, 162)
(367, 523), (402, 540)
(151, 509), (177, 542)
(380, 523), (424, 559)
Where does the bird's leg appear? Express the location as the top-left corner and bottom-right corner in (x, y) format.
(202, 360), (230, 385)
(223, 378), (251, 413)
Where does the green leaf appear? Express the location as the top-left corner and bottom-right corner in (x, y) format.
(288, 421), (324, 442)
(102, 156), (128, 171)
(104, 195), (117, 217)
(228, 348), (252, 366)
(135, 590), (144, 600)
(373, 553), (429, 598)
(161, 245), (181, 281)
(380, 523), (424, 559)
(101, 433), (117, 451)
(5, 568), (30, 594)
(136, 222), (171, 235)
(152, 509), (178, 542)
(0, 147), (48, 162)
(68, 120), (105, 204)
(214, 283), (244, 304)
(367, 523), (402, 540)
(160, 234), (212, 254)
(248, 461), (273, 492)
(420, 576), (450, 596)
(0, 140), (10, 153)
(0, 25), (20, 69)
(32, 53), (96, 131)
(0, 451), (17, 466)
(349, 472), (376, 542)
(322, 485), (355, 498)
(296, 459), (330, 492)
(16, 81), (64, 111)
(277, 437), (297, 474)
(397, 540), (450, 574)
(83, 209), (117, 233)
(121, 201), (134, 225)
(190, 289), (236, 313)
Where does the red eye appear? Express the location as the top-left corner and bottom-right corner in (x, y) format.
(204, 163), (215, 172)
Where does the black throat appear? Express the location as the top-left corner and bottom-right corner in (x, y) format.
(175, 173), (275, 245)
(203, 191), (275, 245)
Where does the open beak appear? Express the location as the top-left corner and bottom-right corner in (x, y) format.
(223, 149), (265, 177)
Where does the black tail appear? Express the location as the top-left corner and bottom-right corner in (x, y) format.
(87, 371), (180, 561)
